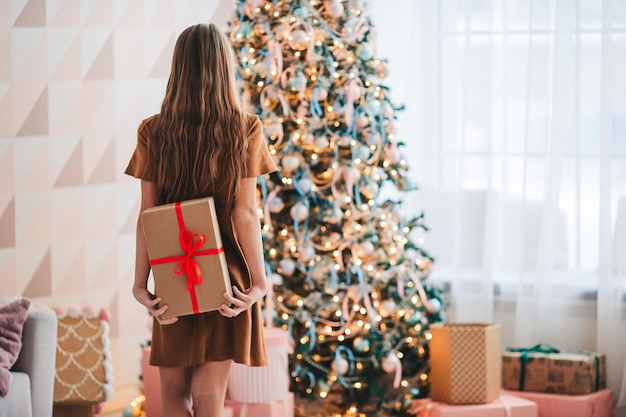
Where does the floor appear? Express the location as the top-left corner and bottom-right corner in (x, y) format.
(100, 384), (141, 417)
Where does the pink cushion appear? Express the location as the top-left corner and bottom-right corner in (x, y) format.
(0, 298), (31, 397)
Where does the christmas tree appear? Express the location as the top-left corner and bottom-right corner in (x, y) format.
(229, 1), (447, 415)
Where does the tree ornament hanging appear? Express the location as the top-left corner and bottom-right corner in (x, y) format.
(290, 201), (310, 222)
(279, 258), (297, 277)
(326, 1), (345, 19)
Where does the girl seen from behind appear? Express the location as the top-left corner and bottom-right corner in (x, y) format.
(125, 23), (276, 417)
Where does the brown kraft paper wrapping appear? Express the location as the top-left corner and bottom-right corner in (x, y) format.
(502, 349), (607, 395)
(141, 197), (233, 319)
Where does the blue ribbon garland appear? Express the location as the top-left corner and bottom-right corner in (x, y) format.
(334, 345), (356, 388)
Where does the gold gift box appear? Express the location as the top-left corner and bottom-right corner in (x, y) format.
(429, 322), (501, 405)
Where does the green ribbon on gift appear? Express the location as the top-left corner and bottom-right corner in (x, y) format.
(506, 344), (601, 392)
(506, 344), (559, 391)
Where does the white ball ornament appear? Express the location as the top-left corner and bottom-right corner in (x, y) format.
(380, 299), (397, 318)
(268, 197), (284, 213)
(315, 136), (330, 149)
(279, 258), (296, 276)
(367, 99), (381, 114)
(326, 1), (344, 18)
(290, 202), (309, 222)
(353, 336), (370, 353)
(332, 357), (349, 375)
(339, 135), (353, 147)
(293, 6), (309, 19)
(366, 132), (379, 147)
(270, 273), (284, 286)
(299, 244), (316, 262)
(288, 29), (310, 51)
(353, 144), (370, 160)
(282, 155), (301, 171)
(297, 177), (313, 193)
(428, 298), (442, 313)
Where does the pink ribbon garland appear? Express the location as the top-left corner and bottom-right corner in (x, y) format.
(263, 187), (281, 231)
(404, 264), (437, 314)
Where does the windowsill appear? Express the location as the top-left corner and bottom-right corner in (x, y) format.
(428, 265), (626, 302)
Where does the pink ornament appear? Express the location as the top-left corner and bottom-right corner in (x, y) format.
(269, 197), (285, 213)
(299, 244), (316, 262)
(315, 88), (328, 101)
(326, 1), (344, 18)
(288, 30), (310, 50)
(290, 202), (309, 222)
(380, 299), (396, 318)
(382, 353), (398, 373)
(356, 114), (369, 129)
(264, 122), (283, 140)
(315, 136), (330, 149)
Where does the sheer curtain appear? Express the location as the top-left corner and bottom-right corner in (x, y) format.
(371, 0), (626, 411)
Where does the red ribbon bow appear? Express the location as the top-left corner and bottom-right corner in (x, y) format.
(173, 229), (206, 291)
(150, 202), (224, 314)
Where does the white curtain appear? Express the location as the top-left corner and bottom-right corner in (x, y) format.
(370, 0), (626, 411)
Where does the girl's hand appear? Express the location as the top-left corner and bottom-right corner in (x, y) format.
(133, 287), (178, 325)
(219, 285), (265, 318)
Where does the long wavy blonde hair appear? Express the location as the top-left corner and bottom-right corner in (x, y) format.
(151, 23), (247, 205)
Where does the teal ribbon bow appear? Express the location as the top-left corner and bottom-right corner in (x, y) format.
(506, 344), (601, 392)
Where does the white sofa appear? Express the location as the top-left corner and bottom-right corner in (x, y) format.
(0, 307), (58, 417)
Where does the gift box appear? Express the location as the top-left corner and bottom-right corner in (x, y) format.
(502, 389), (613, 417)
(411, 394), (537, 417)
(502, 344), (606, 395)
(224, 391), (294, 417)
(429, 323), (501, 405)
(227, 327), (291, 403)
(142, 197), (233, 319)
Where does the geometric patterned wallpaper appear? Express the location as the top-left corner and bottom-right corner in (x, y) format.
(0, 0), (232, 384)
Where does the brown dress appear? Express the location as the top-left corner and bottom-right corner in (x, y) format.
(125, 113), (277, 367)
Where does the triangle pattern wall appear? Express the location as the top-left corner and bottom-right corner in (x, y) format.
(0, 0), (232, 385)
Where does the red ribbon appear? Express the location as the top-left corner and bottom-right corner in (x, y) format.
(150, 202), (224, 314)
